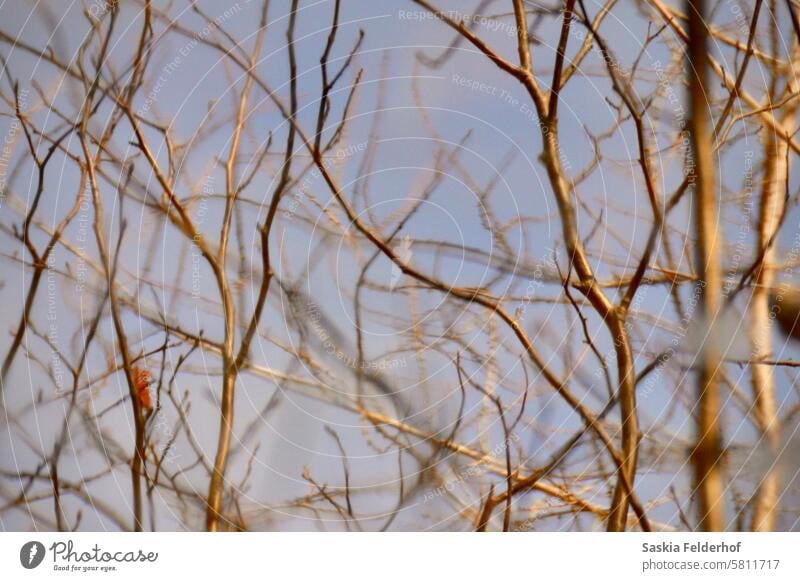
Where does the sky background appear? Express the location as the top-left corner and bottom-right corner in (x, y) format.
(1, 0), (799, 531)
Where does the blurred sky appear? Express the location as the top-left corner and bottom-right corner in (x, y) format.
(1, 0), (799, 530)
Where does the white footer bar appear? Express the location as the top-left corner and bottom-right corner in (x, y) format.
(1, 532), (797, 580)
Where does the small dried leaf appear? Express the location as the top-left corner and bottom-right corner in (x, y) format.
(133, 367), (152, 411)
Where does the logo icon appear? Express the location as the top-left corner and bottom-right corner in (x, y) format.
(20, 541), (45, 569)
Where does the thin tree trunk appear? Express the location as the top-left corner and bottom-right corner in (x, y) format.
(687, 0), (725, 531)
(748, 131), (784, 530)
(749, 42), (797, 531)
